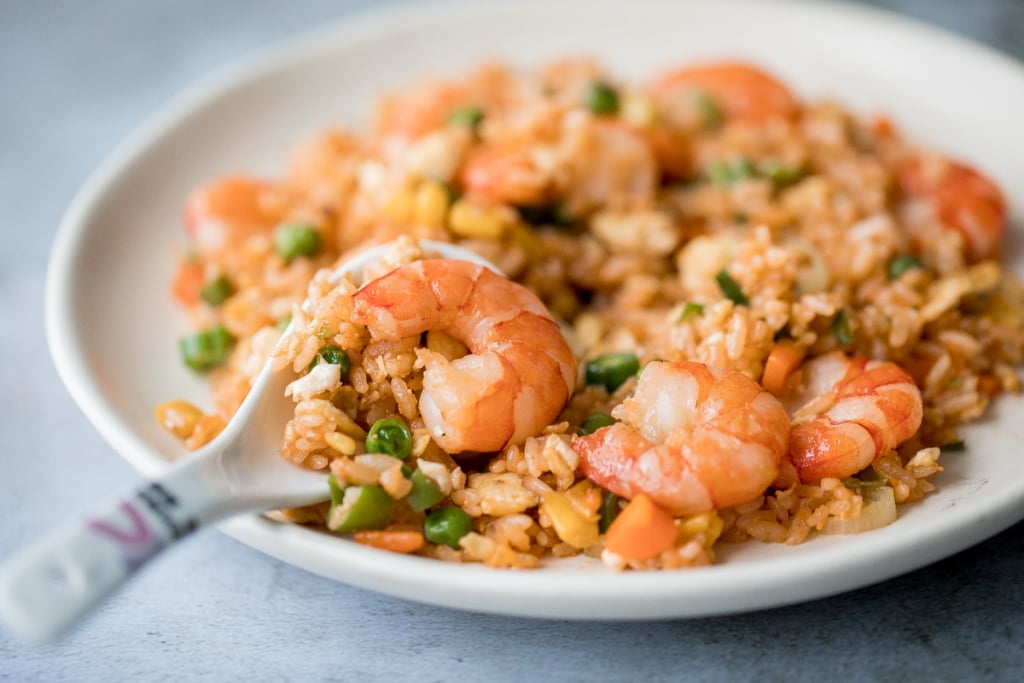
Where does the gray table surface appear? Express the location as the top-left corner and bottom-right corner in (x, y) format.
(3, 0), (1023, 680)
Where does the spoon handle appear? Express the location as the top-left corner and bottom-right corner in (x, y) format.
(0, 461), (218, 644)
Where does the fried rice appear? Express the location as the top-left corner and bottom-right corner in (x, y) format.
(157, 59), (1024, 570)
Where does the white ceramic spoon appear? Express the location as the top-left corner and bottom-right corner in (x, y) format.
(0, 240), (497, 644)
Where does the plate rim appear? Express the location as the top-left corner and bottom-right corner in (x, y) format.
(44, 0), (1024, 620)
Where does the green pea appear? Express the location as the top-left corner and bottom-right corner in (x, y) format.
(584, 81), (619, 116)
(308, 344), (351, 381)
(406, 470), (444, 513)
(274, 223), (320, 263)
(585, 352), (640, 392)
(887, 255), (923, 280)
(423, 507), (474, 549)
(448, 105), (485, 130)
(715, 268), (749, 306)
(579, 413), (615, 436)
(598, 492), (621, 533)
(329, 485), (394, 533)
(365, 418), (413, 460)
(199, 274), (235, 307)
(180, 325), (234, 372)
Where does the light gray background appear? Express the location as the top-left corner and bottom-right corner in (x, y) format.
(2, 0), (1022, 680)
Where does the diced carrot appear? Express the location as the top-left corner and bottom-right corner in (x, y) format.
(171, 260), (204, 306)
(604, 493), (677, 561)
(353, 529), (426, 554)
(761, 339), (805, 397)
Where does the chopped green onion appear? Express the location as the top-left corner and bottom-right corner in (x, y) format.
(761, 161), (806, 187)
(691, 90), (722, 129)
(406, 470), (445, 512)
(887, 255), (923, 280)
(276, 315), (292, 332)
(715, 268), (749, 306)
(707, 158), (757, 187)
(199, 274), (235, 307)
(274, 223), (320, 263)
(448, 105), (485, 130)
(841, 476), (888, 490)
(308, 344), (351, 380)
(830, 309), (854, 346)
(585, 352), (640, 392)
(579, 413), (616, 436)
(823, 485), (896, 534)
(329, 485), (393, 533)
(598, 492), (621, 533)
(365, 418), (413, 460)
(328, 473), (346, 506)
(941, 440), (966, 452)
(584, 81), (620, 116)
(678, 302), (705, 323)
(180, 325), (234, 372)
(423, 506), (474, 549)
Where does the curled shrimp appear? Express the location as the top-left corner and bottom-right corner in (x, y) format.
(784, 352), (923, 484)
(183, 176), (290, 260)
(460, 118), (657, 214)
(897, 154), (1007, 262)
(351, 259), (577, 454)
(651, 61), (799, 124)
(575, 360), (791, 515)
(460, 144), (554, 207)
(374, 80), (470, 147)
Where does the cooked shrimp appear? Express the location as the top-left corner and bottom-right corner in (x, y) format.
(460, 118), (657, 214)
(784, 352), (923, 484)
(651, 61), (799, 124)
(575, 360), (791, 515)
(897, 154), (1007, 262)
(562, 119), (658, 215)
(374, 80), (471, 147)
(460, 144), (554, 207)
(351, 259), (577, 454)
(183, 176), (289, 260)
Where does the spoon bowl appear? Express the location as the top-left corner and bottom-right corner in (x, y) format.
(0, 239), (497, 644)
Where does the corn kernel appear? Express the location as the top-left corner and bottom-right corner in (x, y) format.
(620, 91), (657, 129)
(382, 187), (415, 223)
(677, 511), (725, 549)
(563, 479), (602, 522)
(447, 199), (506, 239)
(155, 399), (204, 439)
(541, 491), (600, 549)
(413, 181), (450, 228)
(325, 431), (358, 455)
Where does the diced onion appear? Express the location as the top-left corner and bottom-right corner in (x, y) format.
(823, 486), (897, 535)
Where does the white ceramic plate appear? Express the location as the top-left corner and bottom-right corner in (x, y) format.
(46, 0), (1024, 619)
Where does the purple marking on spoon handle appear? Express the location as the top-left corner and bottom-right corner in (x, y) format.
(0, 476), (207, 644)
(85, 483), (198, 573)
